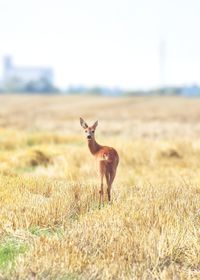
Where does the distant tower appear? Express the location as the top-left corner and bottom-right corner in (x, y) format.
(3, 56), (13, 81)
(159, 40), (166, 89)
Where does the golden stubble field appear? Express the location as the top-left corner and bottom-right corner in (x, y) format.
(0, 95), (200, 280)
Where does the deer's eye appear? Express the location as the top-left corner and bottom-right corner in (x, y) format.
(91, 131), (94, 133)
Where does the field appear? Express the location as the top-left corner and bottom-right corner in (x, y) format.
(0, 95), (200, 279)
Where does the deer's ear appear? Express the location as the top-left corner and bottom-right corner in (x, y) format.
(80, 117), (88, 129)
(92, 120), (98, 129)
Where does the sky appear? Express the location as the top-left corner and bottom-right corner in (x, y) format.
(0, 0), (199, 90)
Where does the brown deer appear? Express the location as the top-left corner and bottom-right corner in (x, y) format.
(80, 117), (119, 207)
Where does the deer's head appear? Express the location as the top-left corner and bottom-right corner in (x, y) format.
(80, 117), (98, 141)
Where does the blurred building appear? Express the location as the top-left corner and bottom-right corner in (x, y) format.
(3, 56), (54, 84)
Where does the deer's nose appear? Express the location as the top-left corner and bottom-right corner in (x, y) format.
(87, 135), (92, 139)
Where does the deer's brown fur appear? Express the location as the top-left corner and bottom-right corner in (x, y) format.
(80, 117), (119, 207)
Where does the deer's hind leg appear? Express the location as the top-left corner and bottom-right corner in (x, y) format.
(107, 168), (117, 203)
(109, 169), (116, 187)
(105, 171), (111, 202)
(99, 161), (106, 208)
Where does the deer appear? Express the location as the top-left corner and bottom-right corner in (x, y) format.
(80, 117), (119, 208)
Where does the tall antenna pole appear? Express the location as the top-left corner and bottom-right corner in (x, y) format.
(159, 40), (166, 90)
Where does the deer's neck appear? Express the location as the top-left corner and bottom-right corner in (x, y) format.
(88, 138), (101, 155)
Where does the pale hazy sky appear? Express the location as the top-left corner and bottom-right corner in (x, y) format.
(0, 0), (199, 89)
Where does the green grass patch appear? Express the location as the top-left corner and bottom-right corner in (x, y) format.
(29, 226), (64, 238)
(59, 273), (81, 280)
(0, 240), (27, 270)
(29, 226), (53, 236)
(15, 166), (37, 173)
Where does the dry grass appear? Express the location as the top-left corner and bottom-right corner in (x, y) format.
(0, 95), (199, 279)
